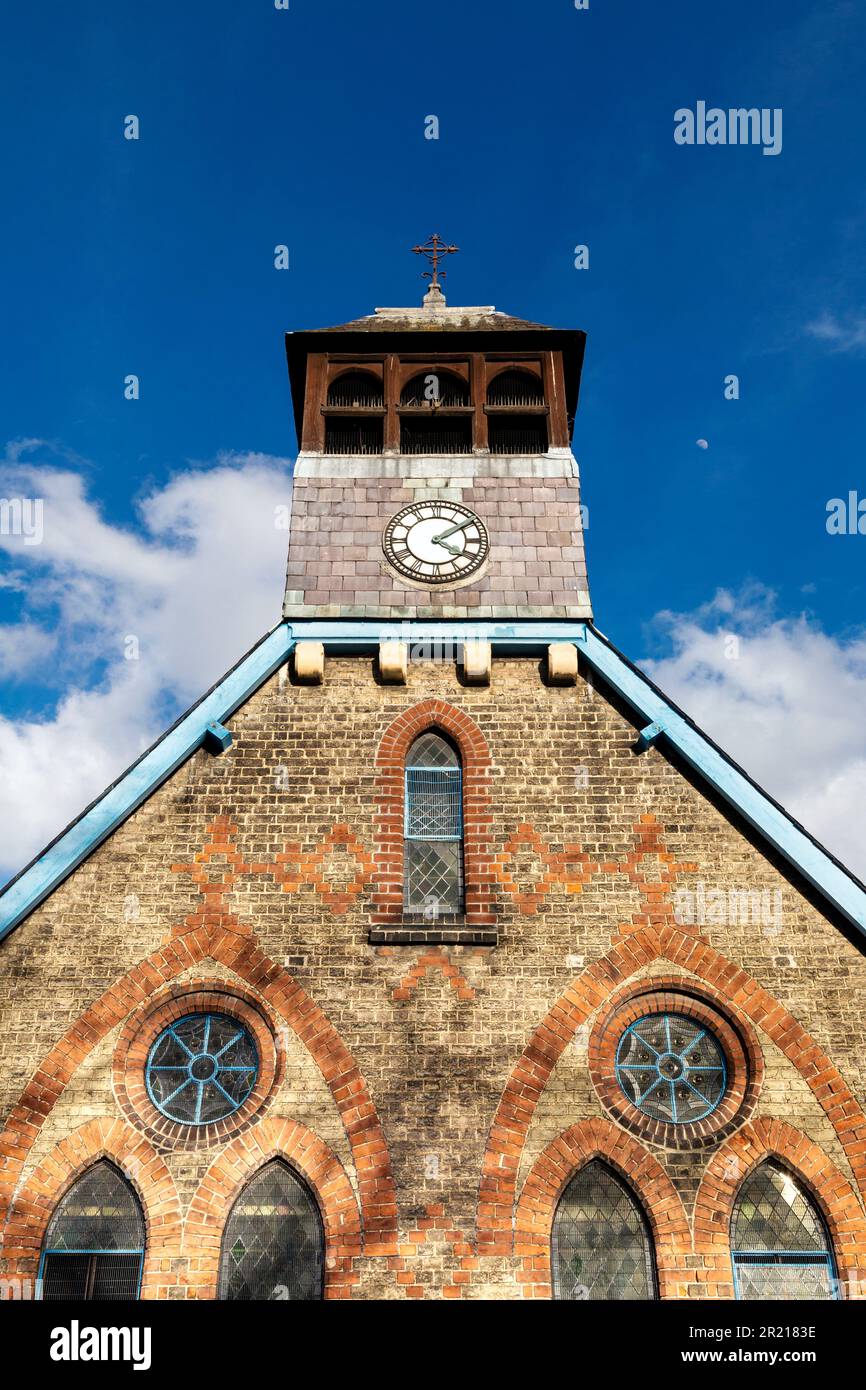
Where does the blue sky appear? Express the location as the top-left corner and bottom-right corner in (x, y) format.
(1, 0), (865, 883)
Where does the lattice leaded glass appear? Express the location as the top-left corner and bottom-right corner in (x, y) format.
(40, 1162), (145, 1302)
(44, 1161), (145, 1252)
(219, 1160), (324, 1300)
(615, 1013), (726, 1123)
(404, 733), (463, 914)
(552, 1161), (656, 1300)
(731, 1161), (839, 1300)
(145, 1013), (259, 1124)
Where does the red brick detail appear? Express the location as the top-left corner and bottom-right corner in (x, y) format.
(113, 980), (285, 1151)
(491, 814), (698, 928)
(172, 816), (374, 925)
(477, 925), (866, 1252)
(513, 1118), (690, 1299)
(264, 824), (375, 915)
(392, 950), (476, 1002)
(0, 931), (396, 1251)
(2, 1117), (182, 1299)
(373, 699), (494, 928)
(184, 1118), (362, 1299)
(588, 980), (762, 1149)
(389, 1202), (479, 1299)
(693, 1118), (866, 1299)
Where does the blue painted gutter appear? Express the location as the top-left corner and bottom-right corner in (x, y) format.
(0, 624), (294, 942)
(2, 617), (865, 944)
(574, 624), (866, 936)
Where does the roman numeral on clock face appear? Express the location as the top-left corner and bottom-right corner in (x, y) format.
(383, 502), (489, 585)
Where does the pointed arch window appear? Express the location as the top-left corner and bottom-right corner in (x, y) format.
(552, 1160), (657, 1300)
(39, 1161), (145, 1301)
(731, 1160), (839, 1299)
(404, 731), (463, 916)
(219, 1159), (324, 1300)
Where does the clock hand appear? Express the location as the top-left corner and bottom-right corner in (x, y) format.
(431, 520), (469, 544)
(433, 538), (461, 556)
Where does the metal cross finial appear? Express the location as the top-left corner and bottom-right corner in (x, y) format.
(412, 233), (459, 286)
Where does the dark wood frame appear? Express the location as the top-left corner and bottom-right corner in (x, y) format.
(302, 348), (570, 453)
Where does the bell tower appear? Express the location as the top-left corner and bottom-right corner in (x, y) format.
(282, 238), (591, 622)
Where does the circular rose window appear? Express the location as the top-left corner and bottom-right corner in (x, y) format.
(145, 1013), (259, 1125)
(615, 1012), (727, 1124)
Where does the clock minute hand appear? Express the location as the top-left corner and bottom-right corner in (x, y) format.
(431, 520), (468, 545)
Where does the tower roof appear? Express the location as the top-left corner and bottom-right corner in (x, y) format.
(303, 303), (559, 334)
(285, 297), (587, 448)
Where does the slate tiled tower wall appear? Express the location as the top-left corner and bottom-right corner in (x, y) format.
(283, 455), (591, 619)
(2, 655), (866, 1299)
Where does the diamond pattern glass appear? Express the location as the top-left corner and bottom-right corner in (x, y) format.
(615, 1013), (726, 1123)
(732, 1161), (839, 1300)
(44, 1161), (145, 1252)
(219, 1160), (324, 1300)
(405, 768), (461, 839)
(40, 1161), (144, 1302)
(407, 732), (460, 768)
(405, 733), (463, 915)
(405, 840), (463, 914)
(146, 1013), (259, 1125)
(552, 1161), (656, 1300)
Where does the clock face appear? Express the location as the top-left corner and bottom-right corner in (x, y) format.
(383, 501), (489, 585)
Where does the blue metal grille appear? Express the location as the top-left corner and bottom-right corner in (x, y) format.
(615, 1013), (726, 1123)
(731, 1161), (839, 1300)
(404, 768), (462, 840)
(145, 1012), (259, 1125)
(39, 1161), (144, 1301)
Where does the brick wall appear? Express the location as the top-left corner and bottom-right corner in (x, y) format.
(2, 653), (865, 1298)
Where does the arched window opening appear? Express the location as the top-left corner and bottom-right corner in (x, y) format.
(404, 731), (463, 917)
(219, 1159), (324, 1301)
(399, 370), (472, 454)
(731, 1160), (839, 1300)
(327, 371), (384, 408)
(400, 370), (469, 408)
(552, 1160), (657, 1300)
(39, 1161), (145, 1301)
(487, 368), (544, 406)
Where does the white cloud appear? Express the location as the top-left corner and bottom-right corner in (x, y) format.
(3, 468), (865, 906)
(641, 587), (866, 880)
(804, 312), (866, 353)
(0, 623), (57, 679)
(0, 445), (291, 882)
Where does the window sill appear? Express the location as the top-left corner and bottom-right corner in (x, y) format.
(369, 917), (497, 947)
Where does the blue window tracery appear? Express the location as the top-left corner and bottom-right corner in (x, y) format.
(615, 1013), (726, 1124)
(145, 1012), (258, 1125)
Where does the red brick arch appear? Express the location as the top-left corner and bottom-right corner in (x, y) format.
(373, 698), (494, 929)
(693, 1117), (866, 1299)
(477, 924), (866, 1252)
(514, 1118), (691, 1299)
(2, 1117), (182, 1298)
(0, 929), (396, 1253)
(185, 1117), (362, 1299)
